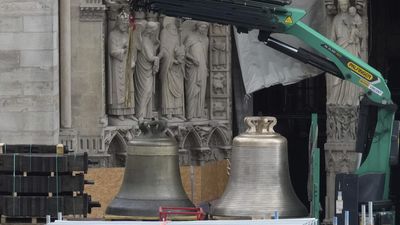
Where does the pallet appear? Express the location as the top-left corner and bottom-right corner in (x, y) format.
(0, 215), (48, 224)
(104, 214), (198, 221)
(0, 195), (91, 217)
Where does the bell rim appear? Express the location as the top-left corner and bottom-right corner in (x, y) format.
(105, 197), (194, 218)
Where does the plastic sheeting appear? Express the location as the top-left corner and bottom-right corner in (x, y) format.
(235, 0), (325, 94)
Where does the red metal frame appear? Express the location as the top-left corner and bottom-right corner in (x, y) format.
(159, 207), (205, 221)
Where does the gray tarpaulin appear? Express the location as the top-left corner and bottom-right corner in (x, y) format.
(235, 0), (325, 94)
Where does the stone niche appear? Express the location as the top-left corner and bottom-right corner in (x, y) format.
(61, 0), (232, 166)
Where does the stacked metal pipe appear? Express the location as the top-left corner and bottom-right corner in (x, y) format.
(0, 144), (100, 221)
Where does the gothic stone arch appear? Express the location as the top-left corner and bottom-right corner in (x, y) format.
(107, 132), (128, 167)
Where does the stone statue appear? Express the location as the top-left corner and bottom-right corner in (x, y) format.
(326, 0), (364, 106)
(212, 38), (226, 69)
(348, 6), (362, 49)
(184, 21), (209, 120)
(108, 11), (136, 121)
(134, 21), (160, 121)
(158, 17), (186, 120)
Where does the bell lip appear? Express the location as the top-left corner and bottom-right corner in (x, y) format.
(210, 210), (309, 219)
(211, 207), (309, 219)
(105, 197), (195, 218)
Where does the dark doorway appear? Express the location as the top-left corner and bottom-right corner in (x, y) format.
(369, 0), (400, 222)
(368, 0), (400, 117)
(253, 74), (327, 214)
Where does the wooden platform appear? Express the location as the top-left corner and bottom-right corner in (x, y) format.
(0, 215), (47, 224)
(104, 214), (198, 221)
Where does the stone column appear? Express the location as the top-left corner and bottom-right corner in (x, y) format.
(324, 107), (360, 222)
(209, 24), (231, 122)
(60, 0), (72, 128)
(323, 0), (368, 223)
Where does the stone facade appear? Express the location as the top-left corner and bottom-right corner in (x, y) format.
(57, 0), (232, 166)
(0, 0), (59, 144)
(60, 0), (108, 164)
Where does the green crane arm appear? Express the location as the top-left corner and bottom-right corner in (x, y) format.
(277, 9), (396, 198)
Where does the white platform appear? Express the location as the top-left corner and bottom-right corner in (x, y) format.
(49, 218), (318, 225)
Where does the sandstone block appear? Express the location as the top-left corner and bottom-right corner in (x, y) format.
(0, 0), (54, 16)
(0, 67), (55, 82)
(0, 130), (58, 144)
(22, 81), (54, 96)
(0, 33), (54, 50)
(0, 16), (23, 32)
(0, 96), (56, 112)
(23, 15), (53, 32)
(0, 50), (19, 70)
(0, 111), (57, 131)
(20, 50), (53, 67)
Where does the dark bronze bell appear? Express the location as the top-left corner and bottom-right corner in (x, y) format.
(106, 121), (194, 219)
(212, 117), (308, 219)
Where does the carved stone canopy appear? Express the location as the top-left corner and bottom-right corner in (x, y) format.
(324, 0), (366, 15)
(80, 0), (106, 22)
(105, 121), (232, 166)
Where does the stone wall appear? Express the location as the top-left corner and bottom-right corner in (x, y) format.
(0, 0), (59, 144)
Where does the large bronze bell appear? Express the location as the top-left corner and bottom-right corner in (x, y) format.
(106, 121), (193, 219)
(212, 116), (307, 219)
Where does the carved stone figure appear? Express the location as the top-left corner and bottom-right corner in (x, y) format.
(348, 6), (362, 49)
(213, 72), (225, 95)
(212, 24), (226, 35)
(158, 17), (185, 120)
(326, 106), (358, 141)
(108, 11), (136, 121)
(355, 0), (366, 15)
(134, 21), (160, 121)
(212, 101), (226, 118)
(324, 0), (337, 15)
(326, 0), (364, 106)
(212, 38), (226, 69)
(184, 21), (209, 120)
(326, 106), (336, 140)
